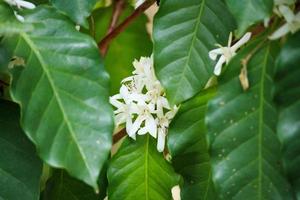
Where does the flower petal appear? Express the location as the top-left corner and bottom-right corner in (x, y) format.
(137, 127), (148, 135)
(279, 5), (295, 23)
(231, 32), (252, 52)
(208, 48), (223, 60)
(145, 114), (157, 138)
(269, 23), (290, 40)
(213, 55), (226, 76)
(129, 115), (144, 137)
(157, 128), (166, 152)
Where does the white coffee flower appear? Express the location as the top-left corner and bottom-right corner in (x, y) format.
(156, 105), (178, 152)
(110, 56), (178, 152)
(208, 32), (252, 76)
(4, 0), (35, 22)
(4, 0), (35, 9)
(135, 0), (145, 9)
(269, 5), (300, 40)
(264, 0), (295, 27)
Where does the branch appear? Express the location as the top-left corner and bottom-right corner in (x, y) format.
(113, 128), (127, 144)
(98, 0), (156, 56)
(107, 0), (126, 34)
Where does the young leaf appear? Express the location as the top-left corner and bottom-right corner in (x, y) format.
(42, 169), (107, 200)
(153, 0), (235, 105)
(225, 0), (273, 36)
(0, 99), (42, 200)
(206, 38), (293, 199)
(275, 32), (300, 199)
(3, 6), (114, 190)
(93, 5), (152, 94)
(50, 0), (97, 28)
(168, 88), (216, 200)
(108, 135), (180, 200)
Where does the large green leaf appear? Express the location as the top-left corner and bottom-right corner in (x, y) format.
(153, 0), (235, 105)
(0, 2), (32, 35)
(93, 5), (152, 94)
(206, 37), (293, 199)
(50, 0), (97, 28)
(225, 0), (273, 36)
(42, 169), (107, 200)
(3, 6), (114, 190)
(275, 32), (300, 199)
(168, 88), (216, 200)
(0, 42), (11, 72)
(0, 99), (42, 200)
(108, 135), (180, 200)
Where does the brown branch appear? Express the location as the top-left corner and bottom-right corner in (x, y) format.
(98, 0), (156, 56)
(113, 128), (127, 144)
(107, 0), (126, 34)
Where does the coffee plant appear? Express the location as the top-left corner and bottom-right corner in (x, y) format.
(0, 0), (299, 199)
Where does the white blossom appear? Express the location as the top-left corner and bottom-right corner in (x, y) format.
(134, 0), (145, 9)
(4, 0), (36, 22)
(4, 0), (35, 9)
(269, 5), (300, 40)
(110, 56), (178, 152)
(208, 32), (252, 76)
(264, 0), (295, 27)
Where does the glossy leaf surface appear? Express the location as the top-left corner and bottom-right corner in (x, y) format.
(3, 6), (114, 190)
(206, 37), (293, 199)
(0, 2), (32, 35)
(0, 100), (42, 200)
(275, 32), (300, 199)
(108, 135), (179, 200)
(225, 0), (273, 36)
(43, 170), (106, 200)
(153, 0), (235, 105)
(168, 89), (216, 200)
(50, 0), (97, 28)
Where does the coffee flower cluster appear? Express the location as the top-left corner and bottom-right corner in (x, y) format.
(110, 56), (178, 152)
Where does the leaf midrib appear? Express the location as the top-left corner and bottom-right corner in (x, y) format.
(145, 135), (149, 200)
(257, 44), (270, 199)
(171, 0), (206, 104)
(20, 33), (94, 184)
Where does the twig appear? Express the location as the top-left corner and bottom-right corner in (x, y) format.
(113, 128), (127, 144)
(98, 0), (156, 56)
(107, 0), (126, 34)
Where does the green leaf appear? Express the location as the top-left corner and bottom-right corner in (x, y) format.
(225, 0), (273, 36)
(108, 135), (180, 200)
(206, 37), (293, 199)
(0, 42), (11, 71)
(42, 169), (107, 200)
(93, 5), (152, 94)
(275, 32), (300, 199)
(50, 0), (97, 28)
(153, 0), (235, 105)
(3, 6), (114, 190)
(0, 2), (32, 35)
(0, 99), (42, 200)
(168, 88), (216, 200)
